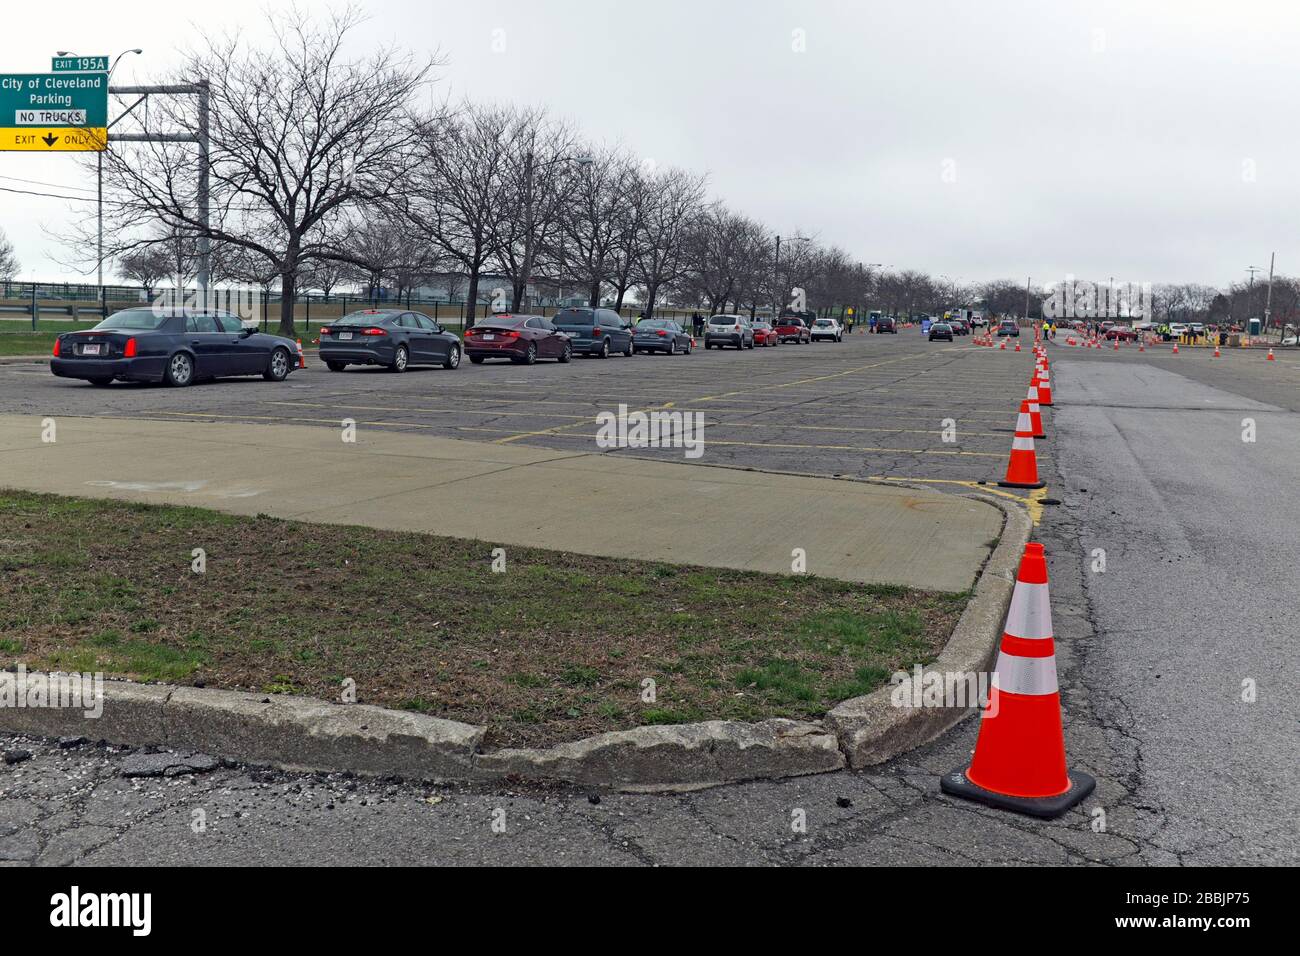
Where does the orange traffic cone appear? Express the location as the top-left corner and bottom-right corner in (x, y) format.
(1024, 388), (1046, 439)
(1267, 349), (1275, 361)
(1172, 343), (1179, 355)
(295, 339), (307, 369)
(1000, 339), (1007, 350)
(941, 542), (1096, 818)
(998, 405), (1045, 488)
(1014, 342), (1021, 352)
(1033, 366), (1053, 406)
(1213, 346), (1220, 358)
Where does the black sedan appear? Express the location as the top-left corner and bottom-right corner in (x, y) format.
(632, 319), (694, 354)
(928, 322), (955, 342)
(318, 309), (462, 372)
(51, 308), (299, 387)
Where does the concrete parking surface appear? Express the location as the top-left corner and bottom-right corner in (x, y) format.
(2, 335), (1297, 865)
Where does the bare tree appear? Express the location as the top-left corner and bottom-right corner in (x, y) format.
(407, 102), (512, 325)
(681, 204), (765, 314)
(633, 167), (706, 319)
(0, 228), (22, 280)
(90, 5), (435, 336)
(557, 147), (634, 306)
(116, 247), (172, 296)
(491, 109), (580, 311)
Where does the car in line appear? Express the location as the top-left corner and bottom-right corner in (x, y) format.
(950, 318), (971, 336)
(551, 307), (634, 358)
(928, 321), (955, 342)
(775, 314), (812, 343)
(996, 319), (1020, 337)
(810, 317), (843, 342)
(751, 320), (780, 347)
(1102, 325), (1139, 342)
(875, 315), (898, 333)
(318, 309), (461, 372)
(463, 314), (572, 364)
(632, 319), (694, 354)
(51, 307), (300, 387)
(1166, 322), (1189, 340)
(704, 314), (754, 349)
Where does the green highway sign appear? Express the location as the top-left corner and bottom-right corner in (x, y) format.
(52, 55), (109, 73)
(0, 72), (108, 151)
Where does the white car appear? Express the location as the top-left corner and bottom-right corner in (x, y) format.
(1169, 323), (1189, 337)
(810, 318), (843, 342)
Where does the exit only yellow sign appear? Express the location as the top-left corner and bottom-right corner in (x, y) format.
(0, 127), (106, 151)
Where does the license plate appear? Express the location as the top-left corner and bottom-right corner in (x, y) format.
(82, 344), (101, 355)
(338, 332), (353, 340)
(482, 334), (495, 341)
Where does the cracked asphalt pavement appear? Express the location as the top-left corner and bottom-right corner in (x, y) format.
(2, 336), (1296, 865)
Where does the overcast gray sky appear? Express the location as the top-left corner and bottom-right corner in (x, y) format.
(2, 0), (1297, 288)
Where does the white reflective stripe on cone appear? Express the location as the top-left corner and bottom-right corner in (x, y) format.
(1028, 402), (1041, 413)
(1015, 412), (1033, 432)
(1026, 387), (1040, 400)
(992, 651), (1059, 696)
(1012, 436), (1035, 451)
(1004, 581), (1053, 639)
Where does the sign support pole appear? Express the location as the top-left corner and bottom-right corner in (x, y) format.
(108, 83), (210, 309)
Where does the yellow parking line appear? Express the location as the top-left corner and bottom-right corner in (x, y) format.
(868, 476), (1047, 524)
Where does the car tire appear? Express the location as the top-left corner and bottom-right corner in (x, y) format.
(687, 340), (693, 354)
(164, 351), (194, 388)
(470, 355), (485, 364)
(87, 376), (113, 387)
(558, 342), (572, 363)
(667, 340), (677, 355)
(623, 338), (633, 357)
(326, 360), (347, 372)
(442, 345), (461, 370)
(598, 339), (610, 359)
(390, 345), (409, 373)
(520, 342), (537, 365)
(263, 346), (291, 382)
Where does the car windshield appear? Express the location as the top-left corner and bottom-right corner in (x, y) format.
(638, 320), (673, 329)
(709, 316), (738, 324)
(480, 316), (527, 328)
(814, 320), (832, 326)
(95, 310), (170, 331)
(554, 311), (595, 325)
(336, 311), (396, 326)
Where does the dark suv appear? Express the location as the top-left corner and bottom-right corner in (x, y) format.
(875, 315), (897, 333)
(551, 308), (634, 357)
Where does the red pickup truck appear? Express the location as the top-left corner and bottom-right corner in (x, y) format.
(775, 312), (813, 343)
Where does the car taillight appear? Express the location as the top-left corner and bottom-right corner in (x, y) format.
(361, 328), (387, 336)
(499, 330), (520, 340)
(656, 330), (667, 337)
(124, 338), (137, 358)
(319, 327), (331, 336)
(52, 338), (61, 357)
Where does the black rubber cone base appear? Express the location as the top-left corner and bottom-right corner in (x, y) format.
(997, 479), (1046, 489)
(940, 767), (1096, 819)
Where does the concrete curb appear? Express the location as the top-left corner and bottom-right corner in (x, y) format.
(0, 495), (1029, 791)
(824, 494), (1031, 767)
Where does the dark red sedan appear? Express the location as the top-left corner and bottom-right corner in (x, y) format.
(1103, 326), (1139, 342)
(464, 314), (573, 364)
